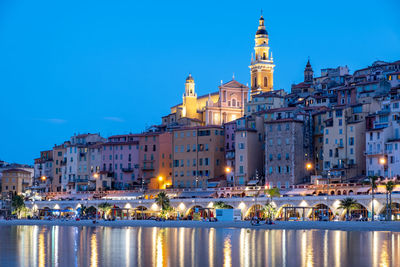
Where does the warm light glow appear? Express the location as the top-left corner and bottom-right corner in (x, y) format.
(41, 176), (46, 181)
(379, 157), (386, 165)
(158, 176), (163, 181)
(225, 167), (231, 173)
(207, 202), (214, 208)
(151, 203), (159, 211)
(93, 173), (99, 179)
(178, 203), (186, 211)
(238, 202), (246, 210)
(306, 163), (313, 170)
(90, 233), (98, 267)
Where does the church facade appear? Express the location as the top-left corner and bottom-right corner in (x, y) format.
(162, 15), (274, 127)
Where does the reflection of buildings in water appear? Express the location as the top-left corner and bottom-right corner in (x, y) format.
(223, 234), (232, 267)
(282, 230), (286, 267)
(52, 226), (59, 267)
(191, 228), (196, 266)
(209, 228), (215, 267)
(152, 228), (168, 267)
(239, 229), (250, 267)
(90, 232), (98, 267)
(38, 228), (46, 267)
(379, 234), (390, 267)
(179, 228), (185, 267)
(300, 230), (315, 267)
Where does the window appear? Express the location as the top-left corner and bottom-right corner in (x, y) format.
(264, 77), (268, 87)
(238, 143), (245, 149)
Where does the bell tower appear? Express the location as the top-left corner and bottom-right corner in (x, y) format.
(249, 15), (275, 97)
(182, 74), (198, 118)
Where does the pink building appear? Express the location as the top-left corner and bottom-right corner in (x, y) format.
(102, 134), (140, 189)
(224, 121), (236, 185)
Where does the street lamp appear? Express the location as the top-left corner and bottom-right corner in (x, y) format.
(158, 176), (163, 189)
(225, 167), (232, 186)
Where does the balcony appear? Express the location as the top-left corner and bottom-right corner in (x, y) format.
(142, 166), (155, 171)
(122, 168), (134, 172)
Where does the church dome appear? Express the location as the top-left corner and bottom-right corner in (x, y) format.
(256, 16), (268, 35)
(186, 73), (194, 82)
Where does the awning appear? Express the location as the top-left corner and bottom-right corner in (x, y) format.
(283, 188), (315, 196)
(178, 191), (216, 198)
(247, 180), (259, 186)
(356, 187), (370, 193)
(103, 192), (144, 200)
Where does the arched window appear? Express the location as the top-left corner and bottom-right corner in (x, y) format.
(264, 77), (268, 87)
(232, 99), (237, 107)
(253, 77), (257, 88)
(263, 53), (266, 59)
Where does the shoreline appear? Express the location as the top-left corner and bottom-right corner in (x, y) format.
(1, 219), (400, 232)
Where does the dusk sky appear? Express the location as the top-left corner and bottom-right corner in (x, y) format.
(1, 0), (399, 164)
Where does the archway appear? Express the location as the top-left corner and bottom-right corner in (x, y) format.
(337, 190), (341, 195)
(308, 204), (333, 221)
(61, 207), (75, 218)
(276, 204), (299, 220)
(86, 206), (97, 218)
(244, 204), (264, 220)
(134, 206), (148, 220)
(186, 205), (210, 220)
(345, 203), (368, 221)
(379, 202), (400, 221)
(348, 190), (354, 195)
(342, 190), (347, 195)
(330, 190), (335, 195)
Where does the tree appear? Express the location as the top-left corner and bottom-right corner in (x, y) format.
(79, 204), (88, 216)
(11, 195), (26, 219)
(385, 181), (395, 221)
(338, 197), (358, 221)
(368, 176), (378, 221)
(155, 192), (172, 219)
(265, 188), (280, 201)
(214, 201), (232, 209)
(263, 202), (276, 220)
(98, 202), (112, 219)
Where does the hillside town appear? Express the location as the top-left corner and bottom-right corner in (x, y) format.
(1, 16), (400, 210)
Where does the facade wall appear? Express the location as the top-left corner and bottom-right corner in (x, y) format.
(172, 126), (225, 188)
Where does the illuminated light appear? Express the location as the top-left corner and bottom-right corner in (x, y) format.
(93, 173), (99, 179)
(90, 233), (98, 267)
(178, 203), (186, 211)
(225, 167), (231, 173)
(306, 163), (313, 170)
(223, 235), (232, 267)
(41, 176), (47, 181)
(124, 203), (132, 209)
(76, 204), (81, 210)
(238, 202), (246, 210)
(53, 204), (60, 210)
(379, 157), (386, 165)
(300, 200), (308, 207)
(158, 176), (163, 181)
(151, 203), (159, 211)
(207, 202), (214, 208)
(38, 229), (46, 267)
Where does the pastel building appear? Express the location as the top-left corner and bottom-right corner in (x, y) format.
(163, 76), (248, 127)
(224, 121), (236, 185)
(1, 169), (32, 196)
(33, 150), (53, 192)
(234, 115), (265, 185)
(172, 126), (225, 188)
(139, 132), (172, 190)
(52, 142), (68, 192)
(102, 134), (140, 189)
(65, 133), (106, 191)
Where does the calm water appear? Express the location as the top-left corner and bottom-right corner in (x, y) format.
(0, 225), (399, 267)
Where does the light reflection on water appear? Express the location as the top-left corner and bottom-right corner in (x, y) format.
(0, 225), (400, 267)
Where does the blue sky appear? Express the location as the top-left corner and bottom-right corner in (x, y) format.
(1, 0), (399, 164)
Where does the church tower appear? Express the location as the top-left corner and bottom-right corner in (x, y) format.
(304, 59), (314, 83)
(182, 74), (198, 118)
(249, 15), (275, 97)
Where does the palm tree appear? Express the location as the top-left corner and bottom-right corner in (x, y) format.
(338, 197), (358, 221)
(98, 202), (112, 219)
(263, 202), (276, 221)
(214, 201), (232, 209)
(11, 195), (26, 219)
(265, 188), (280, 201)
(369, 176), (378, 221)
(155, 192), (170, 211)
(385, 181), (394, 221)
(155, 192), (172, 219)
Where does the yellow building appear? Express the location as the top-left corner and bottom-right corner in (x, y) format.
(250, 15), (275, 96)
(1, 169), (32, 196)
(162, 75), (248, 126)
